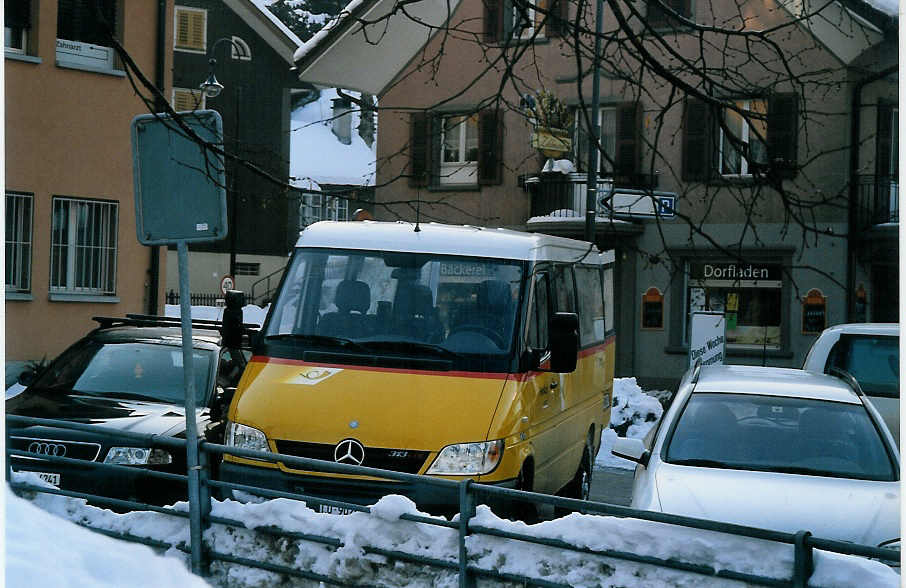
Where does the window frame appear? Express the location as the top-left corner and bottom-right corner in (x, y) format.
(172, 87), (206, 112)
(174, 5), (207, 54)
(6, 191), (34, 295)
(439, 113), (480, 185)
(574, 106), (617, 175)
(49, 196), (119, 297)
(718, 98), (768, 178)
(299, 193), (349, 227)
(55, 0), (120, 72)
(5, 0), (32, 55)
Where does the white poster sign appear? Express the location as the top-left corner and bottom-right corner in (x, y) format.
(689, 311), (726, 368)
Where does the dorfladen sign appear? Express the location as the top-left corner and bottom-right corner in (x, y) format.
(689, 311), (726, 368)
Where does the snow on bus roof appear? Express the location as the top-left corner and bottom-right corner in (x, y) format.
(295, 221), (614, 264)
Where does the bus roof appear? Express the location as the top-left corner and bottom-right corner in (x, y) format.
(295, 221), (615, 264)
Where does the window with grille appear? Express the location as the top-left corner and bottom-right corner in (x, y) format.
(300, 194), (349, 226)
(51, 197), (118, 296)
(234, 262), (260, 276)
(172, 88), (205, 112)
(175, 6), (206, 52)
(6, 192), (33, 293)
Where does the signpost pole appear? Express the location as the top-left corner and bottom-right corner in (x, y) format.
(177, 240), (205, 574)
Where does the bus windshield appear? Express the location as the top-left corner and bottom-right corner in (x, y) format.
(265, 248), (525, 356)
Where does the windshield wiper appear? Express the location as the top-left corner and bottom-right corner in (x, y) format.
(264, 333), (367, 352)
(359, 340), (463, 359)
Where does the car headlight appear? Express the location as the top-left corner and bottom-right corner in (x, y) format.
(225, 421), (271, 455)
(104, 447), (172, 465)
(426, 440), (504, 475)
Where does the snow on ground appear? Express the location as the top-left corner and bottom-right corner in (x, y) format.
(8, 471), (898, 588)
(595, 377), (667, 470)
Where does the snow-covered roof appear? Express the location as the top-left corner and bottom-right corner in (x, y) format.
(227, 0), (303, 64)
(293, 0), (463, 94)
(290, 88), (376, 187)
(295, 220), (609, 263)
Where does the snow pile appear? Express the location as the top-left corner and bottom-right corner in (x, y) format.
(596, 378), (666, 470)
(6, 485), (210, 587)
(10, 473), (898, 588)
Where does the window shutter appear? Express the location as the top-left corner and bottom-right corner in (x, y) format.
(6, 0), (31, 28)
(484, 0), (504, 43)
(767, 93), (798, 179)
(478, 108), (504, 185)
(682, 97), (714, 182)
(876, 101), (893, 178)
(409, 112), (430, 188)
(173, 89), (203, 112)
(176, 8), (206, 50)
(547, 0), (569, 38)
(614, 102), (641, 181)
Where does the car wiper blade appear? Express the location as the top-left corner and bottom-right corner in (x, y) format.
(359, 340), (463, 359)
(264, 333), (366, 351)
(668, 458), (734, 468)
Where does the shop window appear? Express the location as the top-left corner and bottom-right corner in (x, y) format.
(50, 197), (118, 296)
(686, 261), (782, 350)
(6, 192), (33, 294)
(175, 6), (206, 53)
(56, 0), (119, 71)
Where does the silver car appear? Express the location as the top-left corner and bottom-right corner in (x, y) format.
(613, 364), (900, 550)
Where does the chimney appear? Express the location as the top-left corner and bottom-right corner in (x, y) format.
(331, 97), (352, 145)
(358, 93), (376, 148)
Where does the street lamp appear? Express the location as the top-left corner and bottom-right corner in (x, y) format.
(197, 37), (251, 278)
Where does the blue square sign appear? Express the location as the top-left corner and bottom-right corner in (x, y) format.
(131, 110), (228, 245)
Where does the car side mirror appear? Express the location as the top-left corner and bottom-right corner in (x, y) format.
(612, 437), (650, 467)
(549, 312), (579, 373)
(210, 387), (236, 422)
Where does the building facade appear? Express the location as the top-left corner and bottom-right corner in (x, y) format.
(296, 0), (897, 389)
(5, 0), (174, 373)
(165, 0), (303, 300)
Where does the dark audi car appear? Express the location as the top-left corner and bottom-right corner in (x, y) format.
(7, 314), (251, 506)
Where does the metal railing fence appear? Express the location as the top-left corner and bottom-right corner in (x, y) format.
(6, 414), (899, 588)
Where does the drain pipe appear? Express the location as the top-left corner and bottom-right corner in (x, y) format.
(147, 0), (168, 315)
(846, 65), (897, 319)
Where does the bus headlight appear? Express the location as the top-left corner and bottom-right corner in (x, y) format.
(426, 440), (504, 475)
(225, 421), (271, 455)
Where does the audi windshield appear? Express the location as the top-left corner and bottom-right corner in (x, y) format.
(30, 341), (214, 404)
(264, 249), (525, 359)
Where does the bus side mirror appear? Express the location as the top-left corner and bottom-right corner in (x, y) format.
(221, 290), (245, 349)
(549, 312), (579, 373)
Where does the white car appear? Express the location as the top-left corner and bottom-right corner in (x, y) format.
(802, 323), (899, 442)
(613, 364), (900, 550)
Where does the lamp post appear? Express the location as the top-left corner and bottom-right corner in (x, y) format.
(199, 38), (250, 278)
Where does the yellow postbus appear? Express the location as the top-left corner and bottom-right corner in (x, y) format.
(220, 221), (615, 512)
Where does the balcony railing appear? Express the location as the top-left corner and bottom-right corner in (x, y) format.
(855, 174), (898, 229)
(525, 172), (662, 219)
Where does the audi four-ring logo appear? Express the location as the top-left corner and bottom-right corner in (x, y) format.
(333, 438), (365, 466)
(28, 442), (67, 457)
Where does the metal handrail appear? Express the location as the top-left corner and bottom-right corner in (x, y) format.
(6, 414), (900, 588)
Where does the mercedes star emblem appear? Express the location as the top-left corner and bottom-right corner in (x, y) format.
(333, 438), (365, 466)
